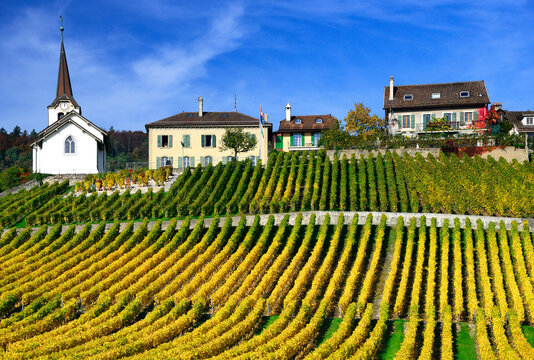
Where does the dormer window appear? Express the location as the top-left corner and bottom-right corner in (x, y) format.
(221, 113), (228, 118)
(526, 117), (534, 125)
(403, 94), (413, 100)
(295, 118), (302, 124)
(315, 118), (323, 124)
(432, 93), (441, 99)
(187, 113), (194, 118)
(460, 91), (470, 98)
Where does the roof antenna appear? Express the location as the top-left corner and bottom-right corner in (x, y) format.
(59, 16), (64, 42)
(234, 95), (237, 112)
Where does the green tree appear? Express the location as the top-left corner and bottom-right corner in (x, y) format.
(0, 166), (22, 192)
(345, 103), (386, 141)
(219, 127), (257, 159)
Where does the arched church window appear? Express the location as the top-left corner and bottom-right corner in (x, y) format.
(58, 112), (64, 120)
(65, 136), (75, 154)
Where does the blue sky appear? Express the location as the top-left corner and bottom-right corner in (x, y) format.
(0, 0), (533, 132)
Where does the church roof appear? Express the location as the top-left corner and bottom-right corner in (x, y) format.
(48, 38), (79, 108)
(32, 111), (109, 150)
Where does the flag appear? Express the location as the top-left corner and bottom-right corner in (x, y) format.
(260, 107), (265, 125)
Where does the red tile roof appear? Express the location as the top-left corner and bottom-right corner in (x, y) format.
(277, 115), (337, 133)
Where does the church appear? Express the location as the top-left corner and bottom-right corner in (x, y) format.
(31, 24), (108, 175)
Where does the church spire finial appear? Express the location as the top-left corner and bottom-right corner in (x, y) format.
(59, 16), (64, 42)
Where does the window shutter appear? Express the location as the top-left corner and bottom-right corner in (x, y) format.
(460, 112), (465, 126)
(156, 157), (161, 169)
(201, 135), (205, 147)
(290, 135), (294, 147)
(473, 111), (478, 122)
(169, 157), (173, 167)
(212, 135), (216, 147)
(423, 115), (427, 130)
(410, 115), (415, 129)
(168, 135), (173, 148)
(187, 135), (191, 147)
(432, 113), (436, 120)
(222, 157), (227, 165)
(157, 135), (162, 147)
(177, 156), (182, 169)
(398, 115), (403, 128)
(301, 133), (305, 146)
(191, 156), (195, 167)
(200, 156), (204, 167)
(256, 156), (260, 165)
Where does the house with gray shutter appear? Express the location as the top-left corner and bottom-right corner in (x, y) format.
(383, 77), (491, 136)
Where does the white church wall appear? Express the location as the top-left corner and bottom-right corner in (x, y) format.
(36, 122), (100, 174)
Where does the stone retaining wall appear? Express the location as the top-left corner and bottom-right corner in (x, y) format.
(328, 146), (529, 162)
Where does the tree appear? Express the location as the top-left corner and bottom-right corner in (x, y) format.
(345, 103), (386, 141)
(219, 127), (257, 159)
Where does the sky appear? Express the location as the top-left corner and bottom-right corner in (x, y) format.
(0, 0), (533, 133)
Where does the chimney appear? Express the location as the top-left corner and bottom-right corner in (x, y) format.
(285, 102), (291, 121)
(198, 96), (203, 117)
(389, 76), (394, 101)
(493, 102), (502, 111)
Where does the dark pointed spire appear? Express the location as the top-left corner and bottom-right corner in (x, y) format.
(50, 17), (78, 108)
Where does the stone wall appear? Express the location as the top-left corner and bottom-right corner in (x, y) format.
(327, 146), (529, 162)
(0, 179), (40, 198)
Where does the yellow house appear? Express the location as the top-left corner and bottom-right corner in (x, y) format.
(145, 97), (272, 169)
(274, 103), (338, 151)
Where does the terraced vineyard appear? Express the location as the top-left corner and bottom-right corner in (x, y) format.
(1, 213), (533, 358)
(5, 151), (534, 228)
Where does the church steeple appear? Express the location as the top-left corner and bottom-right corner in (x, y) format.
(48, 17), (80, 125)
(56, 22), (73, 101)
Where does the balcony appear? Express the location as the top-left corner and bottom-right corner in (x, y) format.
(288, 142), (321, 151)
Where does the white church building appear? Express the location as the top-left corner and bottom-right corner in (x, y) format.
(32, 26), (108, 174)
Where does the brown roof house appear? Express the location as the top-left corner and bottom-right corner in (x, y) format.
(145, 97), (272, 169)
(274, 103), (338, 151)
(500, 108), (534, 141)
(383, 77), (490, 136)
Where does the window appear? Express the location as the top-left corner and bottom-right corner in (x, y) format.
(187, 113), (194, 118)
(204, 156), (212, 166)
(249, 134), (257, 143)
(58, 112), (64, 120)
(423, 114), (431, 130)
(183, 156), (190, 168)
(250, 156), (256, 166)
(432, 93), (441, 99)
(295, 118), (302, 124)
(157, 135), (172, 148)
(161, 156), (171, 167)
(202, 135), (216, 147)
(64, 136), (75, 154)
(313, 132), (321, 146)
(444, 113), (452, 121)
(292, 133), (302, 146)
(460, 91), (470, 98)
(464, 112), (473, 124)
(403, 94), (413, 100)
(526, 117), (534, 125)
(402, 115), (411, 128)
(227, 156), (234, 163)
(221, 113), (228, 118)
(315, 118), (323, 124)
(182, 135), (190, 148)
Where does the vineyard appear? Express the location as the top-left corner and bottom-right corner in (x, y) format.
(0, 213), (533, 358)
(3, 151), (534, 228)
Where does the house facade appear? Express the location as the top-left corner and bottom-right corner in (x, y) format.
(145, 97), (272, 169)
(502, 110), (534, 140)
(32, 26), (108, 174)
(274, 103), (337, 151)
(384, 77), (490, 136)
